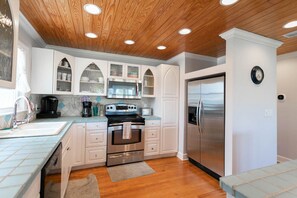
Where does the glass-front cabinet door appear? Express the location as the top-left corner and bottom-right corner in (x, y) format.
(142, 66), (156, 97)
(75, 58), (108, 96)
(108, 62), (141, 80)
(53, 51), (75, 95)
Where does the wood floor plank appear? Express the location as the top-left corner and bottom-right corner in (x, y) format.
(69, 157), (226, 198)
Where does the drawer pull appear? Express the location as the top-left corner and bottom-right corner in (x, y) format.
(67, 147), (70, 151)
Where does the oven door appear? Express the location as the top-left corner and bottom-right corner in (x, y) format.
(107, 124), (144, 154)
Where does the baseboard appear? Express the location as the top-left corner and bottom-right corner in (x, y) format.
(177, 152), (188, 161)
(144, 153), (177, 160)
(277, 155), (292, 163)
(71, 162), (106, 171)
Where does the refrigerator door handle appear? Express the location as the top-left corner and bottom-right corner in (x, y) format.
(198, 100), (203, 133)
(196, 100), (200, 133)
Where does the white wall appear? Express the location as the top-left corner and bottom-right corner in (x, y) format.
(277, 51), (297, 161)
(184, 52), (218, 73)
(221, 28), (282, 174)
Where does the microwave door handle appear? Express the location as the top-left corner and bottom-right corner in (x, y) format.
(196, 100), (200, 133)
(136, 81), (139, 96)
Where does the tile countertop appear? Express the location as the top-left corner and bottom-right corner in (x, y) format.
(220, 160), (297, 198)
(0, 116), (107, 198)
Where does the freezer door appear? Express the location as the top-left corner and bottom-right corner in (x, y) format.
(186, 123), (200, 162)
(200, 76), (225, 176)
(187, 80), (201, 162)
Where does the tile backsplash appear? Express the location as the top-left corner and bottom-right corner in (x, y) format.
(32, 94), (154, 117)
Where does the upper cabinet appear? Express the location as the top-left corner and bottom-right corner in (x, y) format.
(31, 48), (75, 95)
(108, 62), (141, 80)
(141, 65), (157, 97)
(74, 57), (108, 96)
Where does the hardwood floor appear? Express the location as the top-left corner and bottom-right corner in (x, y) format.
(69, 157), (226, 198)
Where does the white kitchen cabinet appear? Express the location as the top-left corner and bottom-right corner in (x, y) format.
(61, 126), (73, 198)
(31, 48), (75, 95)
(74, 57), (108, 96)
(108, 62), (141, 80)
(72, 123), (86, 167)
(142, 65), (157, 97)
(144, 120), (161, 156)
(85, 122), (107, 164)
(153, 64), (179, 155)
(23, 172), (40, 198)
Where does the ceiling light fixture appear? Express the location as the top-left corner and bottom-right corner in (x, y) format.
(220, 0), (239, 6)
(124, 40), (135, 45)
(85, 32), (98, 38)
(157, 46), (166, 50)
(178, 28), (192, 35)
(83, 4), (101, 15)
(283, 21), (297, 29)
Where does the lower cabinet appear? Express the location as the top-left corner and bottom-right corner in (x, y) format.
(61, 124), (73, 198)
(23, 172), (41, 198)
(72, 123), (86, 166)
(72, 122), (107, 168)
(160, 126), (178, 154)
(144, 120), (161, 156)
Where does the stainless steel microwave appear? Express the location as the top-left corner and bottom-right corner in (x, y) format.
(107, 78), (142, 99)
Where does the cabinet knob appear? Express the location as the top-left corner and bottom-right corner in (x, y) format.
(95, 154), (97, 157)
(96, 138), (98, 140)
(67, 147), (70, 151)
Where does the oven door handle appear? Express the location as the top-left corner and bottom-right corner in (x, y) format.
(109, 122), (145, 126)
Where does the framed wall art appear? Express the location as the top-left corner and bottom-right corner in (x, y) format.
(0, 0), (18, 89)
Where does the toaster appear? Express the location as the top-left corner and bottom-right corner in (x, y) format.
(141, 108), (153, 116)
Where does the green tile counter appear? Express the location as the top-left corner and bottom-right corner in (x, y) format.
(0, 116), (107, 198)
(220, 160), (297, 198)
(142, 116), (161, 120)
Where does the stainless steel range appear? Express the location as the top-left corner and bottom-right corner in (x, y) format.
(105, 103), (145, 166)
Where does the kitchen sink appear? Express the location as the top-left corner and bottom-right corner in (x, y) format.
(0, 121), (67, 138)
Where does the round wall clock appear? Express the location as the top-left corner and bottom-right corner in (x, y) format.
(251, 66), (264, 84)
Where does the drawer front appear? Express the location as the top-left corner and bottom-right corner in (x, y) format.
(86, 131), (107, 147)
(145, 127), (160, 140)
(86, 122), (107, 130)
(145, 120), (161, 127)
(85, 147), (106, 164)
(144, 141), (159, 156)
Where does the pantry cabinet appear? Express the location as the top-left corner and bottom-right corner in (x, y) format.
(141, 65), (157, 97)
(153, 64), (179, 155)
(74, 57), (108, 96)
(108, 62), (141, 80)
(31, 48), (75, 95)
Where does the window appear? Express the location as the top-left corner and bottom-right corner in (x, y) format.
(0, 42), (30, 114)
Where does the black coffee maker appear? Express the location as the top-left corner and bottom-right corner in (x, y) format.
(82, 101), (92, 117)
(37, 96), (61, 118)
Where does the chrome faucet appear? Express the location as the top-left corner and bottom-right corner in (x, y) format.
(12, 96), (34, 129)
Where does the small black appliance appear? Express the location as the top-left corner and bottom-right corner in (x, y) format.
(82, 101), (92, 117)
(37, 96), (61, 119)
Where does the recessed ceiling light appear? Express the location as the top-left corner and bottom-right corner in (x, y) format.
(157, 46), (166, 50)
(85, 32), (98, 38)
(283, 21), (297, 29)
(84, 4), (101, 15)
(178, 28), (192, 35)
(124, 40), (135, 45)
(220, 0), (239, 6)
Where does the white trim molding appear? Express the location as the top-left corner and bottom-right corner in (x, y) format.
(220, 28), (283, 48)
(277, 155), (291, 163)
(19, 13), (47, 48)
(177, 152), (188, 161)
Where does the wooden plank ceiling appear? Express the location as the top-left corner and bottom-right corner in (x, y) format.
(20, 0), (297, 60)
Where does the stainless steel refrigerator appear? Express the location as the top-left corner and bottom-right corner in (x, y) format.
(187, 75), (225, 178)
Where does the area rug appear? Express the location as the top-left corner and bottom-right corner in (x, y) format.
(107, 162), (155, 182)
(45, 174), (100, 198)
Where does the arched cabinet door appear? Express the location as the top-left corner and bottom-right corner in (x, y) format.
(141, 65), (157, 97)
(74, 58), (108, 96)
(53, 51), (75, 95)
(162, 65), (179, 98)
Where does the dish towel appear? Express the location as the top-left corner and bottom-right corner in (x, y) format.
(122, 122), (132, 139)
